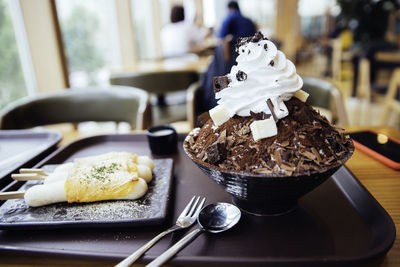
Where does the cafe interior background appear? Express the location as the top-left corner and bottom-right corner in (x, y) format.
(1, 0), (400, 137)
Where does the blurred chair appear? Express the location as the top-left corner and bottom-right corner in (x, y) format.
(302, 77), (348, 126)
(186, 81), (202, 129)
(357, 52), (400, 100)
(330, 38), (350, 82)
(110, 70), (199, 126)
(353, 58), (372, 125)
(381, 68), (400, 125)
(355, 51), (400, 125)
(0, 86), (151, 130)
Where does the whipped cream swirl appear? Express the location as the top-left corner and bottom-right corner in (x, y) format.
(216, 36), (303, 120)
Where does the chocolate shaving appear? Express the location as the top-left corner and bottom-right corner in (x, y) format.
(259, 158), (269, 168)
(302, 151), (316, 161)
(186, 97), (353, 176)
(235, 137), (246, 145)
(281, 150), (291, 162)
(249, 143), (260, 153)
(281, 164), (295, 172)
(281, 141), (289, 147)
(254, 168), (272, 174)
(237, 125), (250, 136)
(205, 142), (226, 164)
(266, 160), (275, 168)
(236, 70), (247, 81)
(213, 76), (230, 93)
(218, 163), (226, 169)
(250, 111), (271, 120)
(232, 160), (241, 170)
(274, 150), (282, 166)
(311, 147), (322, 162)
(188, 135), (195, 146)
(266, 99), (278, 122)
(326, 156), (335, 164)
(217, 129), (227, 144)
(197, 149), (206, 160)
(269, 60), (274, 66)
(196, 112), (211, 128)
(264, 43), (268, 51)
(226, 136), (234, 149)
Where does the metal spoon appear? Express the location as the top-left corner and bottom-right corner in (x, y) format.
(146, 202), (241, 267)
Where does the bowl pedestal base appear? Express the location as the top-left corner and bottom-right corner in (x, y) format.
(232, 197), (297, 216)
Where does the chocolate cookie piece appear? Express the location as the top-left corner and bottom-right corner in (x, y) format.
(236, 70), (247, 81)
(205, 141), (227, 164)
(196, 112), (211, 128)
(213, 76), (230, 93)
(235, 31), (268, 51)
(250, 31), (267, 43)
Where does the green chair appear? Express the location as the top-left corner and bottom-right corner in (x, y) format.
(0, 86), (151, 130)
(110, 71), (199, 126)
(302, 77), (348, 126)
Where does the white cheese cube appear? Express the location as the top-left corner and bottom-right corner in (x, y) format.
(250, 118), (277, 141)
(209, 104), (230, 127)
(294, 90), (309, 102)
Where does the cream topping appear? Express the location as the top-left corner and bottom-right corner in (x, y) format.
(215, 38), (303, 119)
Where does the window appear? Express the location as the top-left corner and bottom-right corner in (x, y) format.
(0, 0), (33, 110)
(298, 0), (337, 39)
(239, 0), (276, 37)
(131, 0), (161, 60)
(55, 0), (121, 88)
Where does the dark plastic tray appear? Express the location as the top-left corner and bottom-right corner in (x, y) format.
(0, 134), (395, 266)
(0, 130), (62, 190)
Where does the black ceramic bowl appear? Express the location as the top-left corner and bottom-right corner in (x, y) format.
(183, 129), (354, 215)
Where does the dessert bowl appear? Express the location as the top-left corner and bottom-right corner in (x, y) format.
(183, 130), (354, 215)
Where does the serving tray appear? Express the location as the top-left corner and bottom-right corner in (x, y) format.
(0, 130), (62, 190)
(0, 134), (395, 266)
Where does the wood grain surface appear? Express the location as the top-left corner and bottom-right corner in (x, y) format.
(345, 126), (400, 267)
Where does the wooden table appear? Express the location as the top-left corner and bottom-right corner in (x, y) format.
(0, 126), (399, 266)
(113, 55), (212, 74)
(345, 126), (400, 267)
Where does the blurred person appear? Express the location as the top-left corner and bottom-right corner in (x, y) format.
(160, 5), (207, 58)
(350, 0), (400, 95)
(196, 1), (256, 114)
(197, 38), (238, 115)
(218, 1), (256, 39)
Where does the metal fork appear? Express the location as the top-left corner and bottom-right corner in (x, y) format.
(115, 196), (206, 267)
